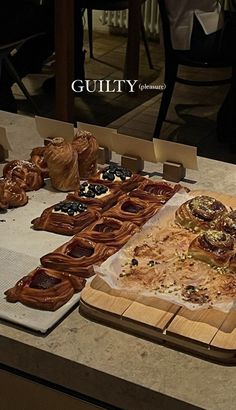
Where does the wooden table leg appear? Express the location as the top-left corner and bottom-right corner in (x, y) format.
(124, 0), (141, 81)
(55, 0), (74, 122)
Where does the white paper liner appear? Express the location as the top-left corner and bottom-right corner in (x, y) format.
(95, 192), (236, 313)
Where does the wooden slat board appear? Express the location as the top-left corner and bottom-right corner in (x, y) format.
(80, 191), (236, 364)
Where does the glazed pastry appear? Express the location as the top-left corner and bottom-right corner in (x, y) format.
(66, 182), (121, 211)
(82, 216), (139, 248)
(130, 180), (185, 204)
(44, 137), (80, 192)
(30, 146), (49, 178)
(217, 210), (236, 238)
(175, 196), (227, 232)
(41, 237), (116, 276)
(89, 164), (145, 193)
(72, 130), (98, 178)
(31, 200), (101, 236)
(5, 267), (86, 311)
(3, 160), (44, 191)
(188, 230), (234, 267)
(0, 178), (28, 210)
(103, 195), (159, 226)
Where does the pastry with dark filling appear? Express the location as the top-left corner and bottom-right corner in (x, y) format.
(130, 179), (185, 204)
(103, 195), (159, 226)
(41, 237), (116, 276)
(0, 178), (28, 210)
(82, 216), (139, 248)
(217, 210), (236, 238)
(3, 160), (44, 191)
(89, 164), (144, 192)
(31, 200), (101, 235)
(5, 267), (86, 311)
(72, 130), (98, 178)
(188, 230), (234, 267)
(175, 196), (227, 232)
(30, 146), (49, 178)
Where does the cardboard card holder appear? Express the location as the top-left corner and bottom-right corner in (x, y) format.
(35, 116), (75, 143)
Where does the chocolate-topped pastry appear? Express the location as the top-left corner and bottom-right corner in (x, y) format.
(72, 130), (98, 178)
(217, 210), (236, 238)
(67, 182), (121, 211)
(175, 195), (227, 232)
(5, 267), (86, 311)
(41, 237), (116, 276)
(188, 230), (234, 267)
(89, 164), (144, 192)
(30, 146), (49, 178)
(3, 160), (44, 191)
(0, 178), (28, 210)
(130, 179), (185, 204)
(31, 200), (101, 235)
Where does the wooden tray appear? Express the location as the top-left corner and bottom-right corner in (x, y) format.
(80, 191), (236, 365)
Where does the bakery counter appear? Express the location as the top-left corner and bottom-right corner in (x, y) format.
(1, 111), (236, 410)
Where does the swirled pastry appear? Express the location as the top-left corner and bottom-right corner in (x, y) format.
(103, 195), (159, 226)
(72, 130), (98, 178)
(89, 164), (145, 193)
(0, 178), (28, 210)
(175, 196), (227, 232)
(41, 237), (116, 276)
(130, 180), (185, 204)
(66, 182), (121, 211)
(44, 137), (80, 192)
(5, 267), (86, 311)
(3, 160), (44, 191)
(30, 146), (49, 178)
(31, 200), (101, 236)
(82, 217), (139, 248)
(217, 210), (236, 238)
(188, 230), (234, 267)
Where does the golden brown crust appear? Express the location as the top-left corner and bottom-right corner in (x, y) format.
(229, 254), (236, 273)
(82, 216), (139, 248)
(0, 178), (28, 209)
(44, 138), (80, 192)
(188, 230), (234, 267)
(130, 180), (186, 204)
(30, 146), (49, 178)
(3, 160), (44, 191)
(41, 237), (116, 276)
(31, 202), (102, 236)
(217, 210), (236, 238)
(103, 195), (159, 226)
(175, 196), (227, 232)
(5, 267), (86, 311)
(89, 167), (145, 193)
(66, 184), (122, 211)
(72, 130), (98, 178)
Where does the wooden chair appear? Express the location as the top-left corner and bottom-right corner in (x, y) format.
(153, 0), (232, 138)
(81, 0), (153, 69)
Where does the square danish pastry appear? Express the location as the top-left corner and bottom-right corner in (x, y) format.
(130, 179), (185, 204)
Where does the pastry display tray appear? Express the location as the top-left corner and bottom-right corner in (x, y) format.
(80, 190), (236, 365)
(0, 180), (83, 333)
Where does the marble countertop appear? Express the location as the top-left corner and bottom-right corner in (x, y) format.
(0, 111), (236, 410)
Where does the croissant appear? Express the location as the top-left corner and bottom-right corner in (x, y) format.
(103, 195), (159, 226)
(41, 237), (116, 276)
(31, 200), (101, 236)
(130, 180), (186, 204)
(30, 146), (49, 178)
(3, 160), (44, 191)
(0, 178), (28, 210)
(66, 182), (122, 211)
(5, 267), (86, 311)
(82, 216), (139, 248)
(89, 164), (145, 193)
(44, 137), (80, 192)
(188, 230), (234, 267)
(217, 210), (236, 238)
(175, 196), (227, 232)
(72, 130), (98, 178)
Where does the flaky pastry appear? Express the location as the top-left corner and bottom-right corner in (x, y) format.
(3, 160), (44, 191)
(217, 210), (236, 238)
(130, 180), (185, 204)
(30, 146), (49, 178)
(72, 130), (98, 178)
(0, 178), (28, 210)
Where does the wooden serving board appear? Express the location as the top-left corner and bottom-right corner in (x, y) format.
(80, 191), (236, 364)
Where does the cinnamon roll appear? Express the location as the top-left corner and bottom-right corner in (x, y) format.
(41, 237), (116, 276)
(30, 146), (49, 178)
(31, 200), (101, 236)
(89, 164), (145, 192)
(72, 130), (98, 178)
(188, 230), (234, 267)
(66, 182), (122, 211)
(3, 160), (44, 191)
(5, 267), (86, 311)
(82, 216), (139, 248)
(0, 178), (28, 210)
(175, 196), (227, 232)
(103, 195), (159, 226)
(217, 210), (236, 238)
(130, 180), (185, 204)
